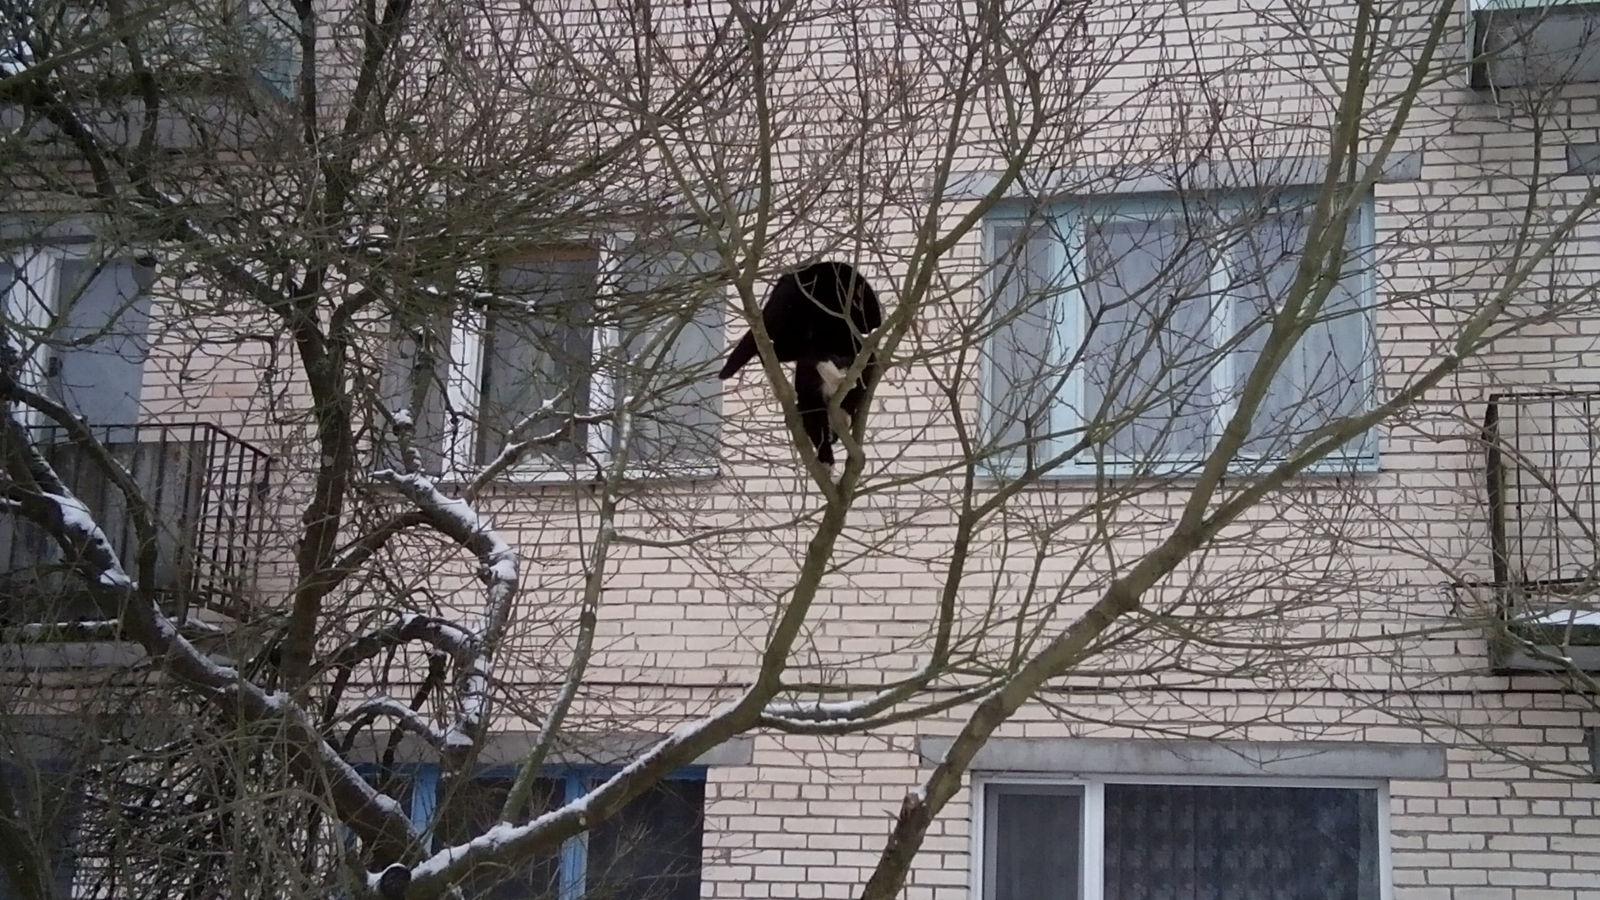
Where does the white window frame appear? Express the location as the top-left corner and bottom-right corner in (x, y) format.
(970, 772), (1393, 900)
(1468, 0), (1586, 10)
(982, 189), (1380, 479)
(3, 245), (88, 429)
(445, 244), (610, 482)
(442, 233), (721, 484)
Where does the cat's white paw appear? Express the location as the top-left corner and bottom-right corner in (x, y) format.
(815, 360), (848, 397)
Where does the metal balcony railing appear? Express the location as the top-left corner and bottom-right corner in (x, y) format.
(0, 421), (272, 624)
(1481, 390), (1600, 661)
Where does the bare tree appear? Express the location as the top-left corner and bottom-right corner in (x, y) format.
(2, 0), (1598, 898)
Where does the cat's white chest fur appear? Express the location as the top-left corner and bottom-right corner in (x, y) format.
(815, 360), (849, 397)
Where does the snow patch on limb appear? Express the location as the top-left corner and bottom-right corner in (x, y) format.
(369, 468), (521, 753)
(408, 616), (476, 655)
(49, 492), (139, 589)
(331, 613), (478, 667)
(405, 785), (596, 883)
(1, 619), (121, 642)
(98, 568), (134, 588)
(1, 410), (422, 858)
(10, 619), (116, 638)
(1526, 607), (1600, 627)
(344, 695), (453, 752)
(407, 706), (748, 890)
(373, 470), (495, 544)
(762, 697), (876, 721)
(441, 725), (476, 749)
(369, 470), (517, 591)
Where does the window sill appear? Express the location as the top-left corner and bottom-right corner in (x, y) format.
(369, 462), (724, 490)
(468, 462), (724, 488)
(985, 455), (1382, 484)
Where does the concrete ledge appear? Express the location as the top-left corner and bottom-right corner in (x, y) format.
(943, 151), (1425, 202)
(1498, 644), (1600, 671)
(475, 731), (755, 769)
(0, 713), (156, 761)
(0, 641), (148, 670)
(2, 713), (755, 772)
(917, 736), (1447, 780)
(346, 730), (755, 769)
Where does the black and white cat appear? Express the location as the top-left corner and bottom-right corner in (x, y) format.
(718, 261), (883, 466)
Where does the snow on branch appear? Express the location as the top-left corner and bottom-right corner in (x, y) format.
(0, 406), (424, 862)
(394, 705), (751, 894)
(0, 616), (224, 644)
(330, 612), (479, 669)
(760, 697), (878, 721)
(370, 468), (521, 756)
(341, 695), (454, 754)
(758, 684), (997, 735)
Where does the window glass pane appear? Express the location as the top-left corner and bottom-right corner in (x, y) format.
(1229, 201), (1371, 460)
(984, 221), (1066, 469)
(1301, 207), (1372, 459)
(0, 261), (15, 322)
(50, 258), (154, 429)
(353, 773), (418, 871)
(0, 761), (80, 900)
(432, 775), (563, 900)
(586, 778), (705, 900)
(3, 254), (52, 341)
(1103, 783), (1380, 900)
(984, 785), (1080, 900)
(379, 312), (452, 474)
(1080, 214), (1217, 463)
(0, 256), (53, 424)
(1228, 206), (1304, 456)
(478, 252), (597, 465)
(615, 240), (723, 466)
(0, 262), (25, 612)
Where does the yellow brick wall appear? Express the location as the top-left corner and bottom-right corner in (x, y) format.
(102, 1), (1600, 895)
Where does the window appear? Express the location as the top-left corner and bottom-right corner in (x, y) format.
(1, 247), (154, 429)
(247, 0), (302, 97)
(980, 779), (1385, 900)
(1469, 0), (1600, 90)
(983, 190), (1376, 476)
(382, 236), (723, 480)
(474, 249), (600, 466)
(377, 765), (705, 900)
(1, 1), (302, 101)
(1, 249), (157, 621)
(0, 759), (80, 900)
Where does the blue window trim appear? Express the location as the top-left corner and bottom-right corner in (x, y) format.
(355, 763), (707, 900)
(983, 188), (1381, 480)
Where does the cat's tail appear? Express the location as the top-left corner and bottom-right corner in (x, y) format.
(718, 331), (758, 379)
